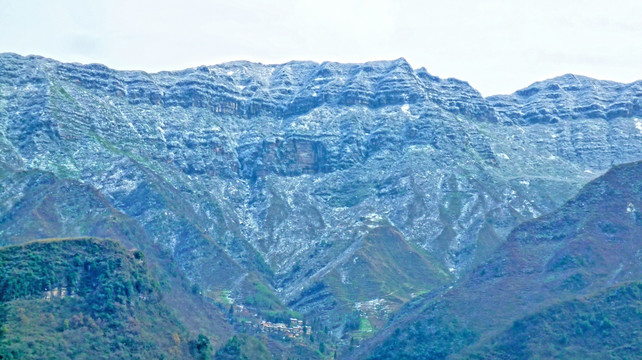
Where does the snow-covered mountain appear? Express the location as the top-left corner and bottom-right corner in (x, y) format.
(1, 53), (642, 346)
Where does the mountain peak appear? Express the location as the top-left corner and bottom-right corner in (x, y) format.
(487, 72), (642, 123)
(2, 53), (642, 359)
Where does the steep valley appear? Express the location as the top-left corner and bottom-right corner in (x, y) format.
(1, 53), (642, 358)
(360, 160), (642, 359)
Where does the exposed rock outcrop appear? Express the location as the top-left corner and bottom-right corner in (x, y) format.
(2, 53), (642, 330)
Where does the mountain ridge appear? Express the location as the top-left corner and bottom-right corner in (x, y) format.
(2, 53), (642, 355)
(355, 159), (642, 359)
(6, 52), (642, 99)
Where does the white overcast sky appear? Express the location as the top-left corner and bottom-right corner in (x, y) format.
(1, 0), (641, 96)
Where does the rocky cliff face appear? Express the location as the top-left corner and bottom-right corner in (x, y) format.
(1, 53), (642, 332)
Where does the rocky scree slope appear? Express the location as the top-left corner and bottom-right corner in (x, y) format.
(1, 53), (642, 334)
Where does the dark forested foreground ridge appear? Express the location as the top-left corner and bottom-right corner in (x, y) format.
(0, 238), (203, 359)
(0, 53), (641, 358)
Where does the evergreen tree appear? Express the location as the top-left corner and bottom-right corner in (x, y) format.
(214, 335), (246, 360)
(190, 334), (213, 360)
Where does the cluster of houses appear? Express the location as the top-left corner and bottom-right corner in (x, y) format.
(259, 318), (312, 339)
(43, 287), (74, 300)
(231, 305), (312, 339)
(232, 304), (252, 316)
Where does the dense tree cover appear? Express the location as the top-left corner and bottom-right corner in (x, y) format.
(367, 315), (477, 360)
(189, 334), (213, 360)
(214, 335), (272, 360)
(472, 282), (642, 359)
(365, 283), (642, 360)
(0, 238), (158, 305)
(344, 311), (361, 332)
(0, 238), (196, 359)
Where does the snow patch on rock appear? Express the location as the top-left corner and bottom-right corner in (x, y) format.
(635, 118), (642, 133)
